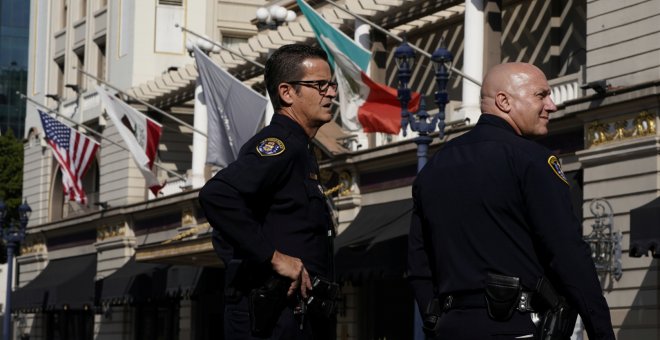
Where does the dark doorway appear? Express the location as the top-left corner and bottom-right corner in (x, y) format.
(359, 278), (414, 340)
(136, 300), (180, 340)
(45, 310), (94, 340)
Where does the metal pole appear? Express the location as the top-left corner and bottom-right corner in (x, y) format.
(395, 41), (431, 340)
(3, 239), (15, 340)
(75, 69), (207, 138)
(17, 92), (187, 181)
(324, 0), (482, 87)
(177, 25), (343, 110)
(176, 24), (266, 69)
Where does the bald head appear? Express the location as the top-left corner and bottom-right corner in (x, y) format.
(481, 63), (546, 109)
(479, 62), (557, 136)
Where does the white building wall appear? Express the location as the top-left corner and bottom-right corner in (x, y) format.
(577, 113), (660, 338)
(586, 0), (660, 86)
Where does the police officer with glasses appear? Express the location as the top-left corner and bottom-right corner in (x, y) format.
(200, 44), (339, 340)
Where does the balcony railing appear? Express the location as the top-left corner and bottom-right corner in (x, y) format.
(549, 70), (583, 106)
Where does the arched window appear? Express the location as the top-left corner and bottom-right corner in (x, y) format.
(49, 158), (100, 220)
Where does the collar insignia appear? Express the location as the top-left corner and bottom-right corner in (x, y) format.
(257, 138), (285, 156)
(309, 173), (318, 180)
(547, 155), (569, 186)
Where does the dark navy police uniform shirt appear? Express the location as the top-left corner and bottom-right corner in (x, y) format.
(199, 113), (333, 280)
(408, 114), (614, 339)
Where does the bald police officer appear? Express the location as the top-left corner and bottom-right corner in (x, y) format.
(199, 44), (338, 339)
(408, 63), (615, 339)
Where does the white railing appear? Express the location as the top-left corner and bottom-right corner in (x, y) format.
(549, 71), (583, 106)
(159, 176), (189, 197)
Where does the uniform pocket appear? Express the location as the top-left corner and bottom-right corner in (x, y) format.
(304, 180), (331, 232)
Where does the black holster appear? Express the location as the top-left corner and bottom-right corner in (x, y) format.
(306, 276), (340, 318)
(534, 277), (578, 340)
(422, 297), (442, 338)
(247, 275), (291, 337)
(484, 272), (521, 321)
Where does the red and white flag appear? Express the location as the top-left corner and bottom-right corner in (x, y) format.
(298, 0), (421, 134)
(38, 110), (100, 205)
(96, 85), (164, 195)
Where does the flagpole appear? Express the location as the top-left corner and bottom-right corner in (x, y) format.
(180, 25), (345, 110)
(18, 92), (187, 181)
(176, 24), (266, 69)
(323, 0), (482, 87)
(76, 69), (208, 138)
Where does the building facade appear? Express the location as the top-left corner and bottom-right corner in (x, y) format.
(15, 0), (660, 339)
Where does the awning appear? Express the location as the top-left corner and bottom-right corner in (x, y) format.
(98, 257), (223, 305)
(166, 265), (205, 297)
(334, 199), (413, 281)
(98, 258), (168, 304)
(629, 197), (660, 258)
(12, 254), (97, 312)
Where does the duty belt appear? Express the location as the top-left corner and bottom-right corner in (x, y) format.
(442, 291), (536, 313)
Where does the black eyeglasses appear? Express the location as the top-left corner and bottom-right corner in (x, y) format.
(286, 80), (338, 94)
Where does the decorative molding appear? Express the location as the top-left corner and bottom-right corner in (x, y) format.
(181, 208), (195, 227)
(164, 222), (211, 244)
(20, 233), (47, 255)
(338, 171), (355, 196)
(94, 236), (137, 252)
(586, 111), (656, 148)
(320, 169), (355, 197)
(96, 222), (128, 241)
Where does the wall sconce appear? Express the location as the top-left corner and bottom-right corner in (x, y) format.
(65, 84), (80, 94)
(583, 198), (623, 286)
(45, 94), (61, 103)
(580, 80), (608, 95)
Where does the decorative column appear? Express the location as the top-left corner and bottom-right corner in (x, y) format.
(354, 20), (371, 150)
(461, 0), (485, 124)
(190, 83), (208, 188)
(94, 221), (137, 280)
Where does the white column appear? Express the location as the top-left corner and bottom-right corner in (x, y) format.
(461, 0), (485, 124)
(264, 92), (275, 125)
(353, 20), (370, 150)
(190, 82), (207, 188)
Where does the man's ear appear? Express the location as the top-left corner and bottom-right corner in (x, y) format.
(278, 83), (294, 106)
(495, 91), (511, 113)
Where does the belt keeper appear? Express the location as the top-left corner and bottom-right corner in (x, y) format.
(517, 291), (534, 312)
(443, 295), (453, 311)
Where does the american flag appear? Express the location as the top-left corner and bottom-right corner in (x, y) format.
(38, 110), (100, 205)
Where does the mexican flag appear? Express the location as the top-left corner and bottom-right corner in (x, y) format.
(297, 0), (420, 135)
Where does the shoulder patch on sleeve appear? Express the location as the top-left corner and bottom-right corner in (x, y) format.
(547, 155), (569, 186)
(256, 137), (286, 156)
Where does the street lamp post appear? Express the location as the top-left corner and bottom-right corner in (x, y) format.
(0, 200), (31, 340)
(395, 37), (453, 170)
(395, 38), (453, 339)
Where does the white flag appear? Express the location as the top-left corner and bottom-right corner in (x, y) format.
(96, 85), (164, 195)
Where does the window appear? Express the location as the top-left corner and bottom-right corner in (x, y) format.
(221, 35), (248, 50)
(55, 60), (65, 98)
(74, 49), (85, 91)
(158, 0), (182, 6)
(96, 40), (106, 82)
